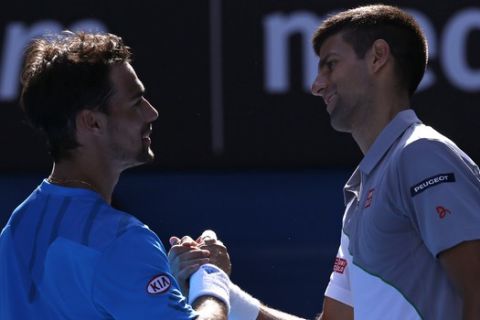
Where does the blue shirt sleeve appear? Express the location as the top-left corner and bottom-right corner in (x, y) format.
(92, 225), (198, 319)
(398, 139), (480, 256)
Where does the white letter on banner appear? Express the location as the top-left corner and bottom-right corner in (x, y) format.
(0, 21), (62, 102)
(442, 8), (480, 91)
(0, 20), (107, 103)
(264, 12), (321, 93)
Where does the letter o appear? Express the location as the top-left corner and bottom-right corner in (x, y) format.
(442, 8), (480, 91)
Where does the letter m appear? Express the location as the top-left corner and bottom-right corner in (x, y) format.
(263, 12), (321, 93)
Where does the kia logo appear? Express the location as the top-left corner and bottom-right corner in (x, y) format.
(147, 274), (171, 294)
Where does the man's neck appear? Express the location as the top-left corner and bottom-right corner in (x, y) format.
(49, 159), (120, 204)
(352, 96), (410, 155)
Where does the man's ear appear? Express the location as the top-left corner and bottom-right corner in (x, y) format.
(76, 109), (106, 134)
(369, 39), (391, 73)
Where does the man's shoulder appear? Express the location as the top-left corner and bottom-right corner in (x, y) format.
(404, 123), (453, 147)
(84, 204), (150, 250)
(94, 222), (168, 272)
(394, 123), (463, 162)
(386, 122), (477, 178)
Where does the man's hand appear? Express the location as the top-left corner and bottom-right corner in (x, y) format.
(168, 230), (232, 295)
(168, 235), (210, 296)
(198, 231), (232, 276)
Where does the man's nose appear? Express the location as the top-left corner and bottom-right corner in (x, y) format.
(311, 73), (327, 97)
(144, 99), (159, 122)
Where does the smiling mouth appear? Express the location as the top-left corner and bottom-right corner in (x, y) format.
(324, 92), (337, 112)
(142, 126), (152, 145)
(142, 136), (152, 146)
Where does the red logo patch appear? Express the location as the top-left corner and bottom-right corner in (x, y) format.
(436, 206), (451, 219)
(333, 257), (348, 274)
(147, 274), (171, 294)
(364, 189), (375, 208)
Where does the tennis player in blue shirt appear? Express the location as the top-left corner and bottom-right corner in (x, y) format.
(0, 31), (231, 319)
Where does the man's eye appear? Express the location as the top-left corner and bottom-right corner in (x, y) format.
(327, 61), (337, 70)
(134, 98), (143, 107)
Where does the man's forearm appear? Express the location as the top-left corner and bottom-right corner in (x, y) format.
(463, 295), (480, 320)
(193, 296), (228, 320)
(257, 305), (307, 320)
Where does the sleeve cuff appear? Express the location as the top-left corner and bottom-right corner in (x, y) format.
(325, 281), (353, 307)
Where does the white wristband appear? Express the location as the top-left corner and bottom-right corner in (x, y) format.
(229, 282), (261, 320)
(188, 264), (231, 311)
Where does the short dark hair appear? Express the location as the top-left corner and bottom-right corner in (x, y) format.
(20, 31), (132, 161)
(312, 4), (428, 96)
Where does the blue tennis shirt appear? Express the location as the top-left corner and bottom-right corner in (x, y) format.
(0, 180), (198, 319)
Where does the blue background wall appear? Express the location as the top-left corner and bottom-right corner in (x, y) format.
(0, 169), (350, 318)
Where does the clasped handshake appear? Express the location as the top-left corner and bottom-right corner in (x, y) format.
(168, 229), (232, 295)
(167, 230), (261, 320)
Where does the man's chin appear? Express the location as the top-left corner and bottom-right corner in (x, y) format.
(138, 148), (155, 164)
(330, 115), (352, 133)
(128, 149), (155, 168)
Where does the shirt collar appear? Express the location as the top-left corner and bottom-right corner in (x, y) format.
(359, 109), (422, 175)
(344, 166), (361, 204)
(39, 179), (102, 198)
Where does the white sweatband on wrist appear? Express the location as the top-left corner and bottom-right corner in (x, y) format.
(188, 264), (231, 311)
(229, 282), (261, 320)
